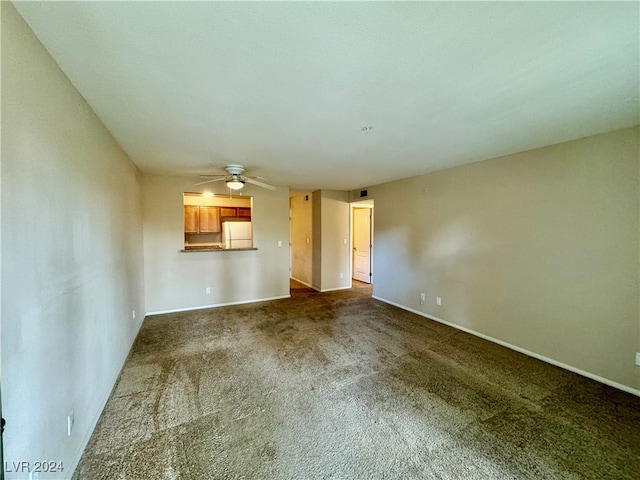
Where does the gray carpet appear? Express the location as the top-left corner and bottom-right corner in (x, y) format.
(74, 281), (640, 479)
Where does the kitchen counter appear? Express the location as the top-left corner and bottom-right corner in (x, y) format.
(181, 246), (257, 252)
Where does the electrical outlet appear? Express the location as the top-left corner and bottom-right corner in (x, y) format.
(419, 293), (425, 305)
(277, 240), (282, 247)
(67, 410), (74, 436)
(636, 352), (640, 366)
(339, 273), (344, 279)
(205, 287), (211, 295)
(436, 296), (442, 306)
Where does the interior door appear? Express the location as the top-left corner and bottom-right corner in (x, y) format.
(353, 208), (372, 283)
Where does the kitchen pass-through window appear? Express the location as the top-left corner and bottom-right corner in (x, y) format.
(183, 193), (253, 250)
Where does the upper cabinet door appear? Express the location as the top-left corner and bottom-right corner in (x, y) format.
(184, 205), (199, 233)
(219, 207), (236, 218)
(237, 207), (251, 218)
(199, 206), (221, 233)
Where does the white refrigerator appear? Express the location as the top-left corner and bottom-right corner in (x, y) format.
(222, 221), (253, 249)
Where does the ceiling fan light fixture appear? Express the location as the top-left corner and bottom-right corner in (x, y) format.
(226, 179), (245, 190)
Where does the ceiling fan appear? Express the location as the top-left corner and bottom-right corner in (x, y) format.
(195, 165), (275, 191)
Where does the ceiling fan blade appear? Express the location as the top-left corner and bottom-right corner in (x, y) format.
(194, 177), (227, 186)
(245, 177), (276, 190)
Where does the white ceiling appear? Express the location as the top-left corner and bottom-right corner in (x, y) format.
(12, 1), (639, 192)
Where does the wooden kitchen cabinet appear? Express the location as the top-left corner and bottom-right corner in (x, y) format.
(199, 206), (221, 233)
(219, 207), (251, 219)
(184, 205), (199, 233)
(238, 207), (251, 218)
(184, 206), (221, 234)
(219, 207), (237, 218)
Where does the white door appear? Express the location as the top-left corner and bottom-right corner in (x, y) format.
(353, 208), (372, 283)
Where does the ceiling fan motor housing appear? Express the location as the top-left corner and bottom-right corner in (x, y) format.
(225, 165), (245, 176)
(195, 164), (274, 190)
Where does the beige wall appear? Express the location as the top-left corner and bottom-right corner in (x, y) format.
(1, 3), (146, 478)
(142, 175), (290, 312)
(291, 190), (351, 291)
(290, 193), (313, 285)
(184, 194), (251, 207)
(363, 127), (639, 391)
(312, 190), (322, 289)
(319, 190), (351, 291)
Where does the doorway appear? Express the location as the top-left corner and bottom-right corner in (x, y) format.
(351, 200), (374, 285)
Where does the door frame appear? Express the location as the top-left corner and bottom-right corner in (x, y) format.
(350, 199), (374, 286)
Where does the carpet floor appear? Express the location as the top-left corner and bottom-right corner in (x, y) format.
(73, 281), (640, 479)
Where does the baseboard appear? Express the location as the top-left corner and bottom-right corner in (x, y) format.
(291, 277), (352, 293)
(320, 286), (352, 292)
(66, 378), (115, 479)
(66, 311), (146, 479)
(146, 294), (291, 316)
(372, 295), (640, 397)
(291, 277), (341, 292)
(290, 277), (316, 289)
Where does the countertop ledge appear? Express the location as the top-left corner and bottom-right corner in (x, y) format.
(181, 247), (258, 252)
